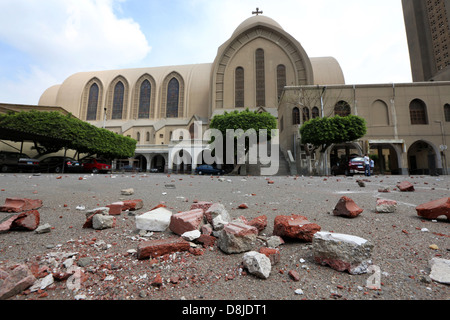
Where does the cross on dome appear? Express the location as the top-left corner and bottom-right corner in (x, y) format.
(252, 7), (263, 15)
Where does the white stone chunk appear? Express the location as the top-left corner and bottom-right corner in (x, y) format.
(135, 207), (172, 232)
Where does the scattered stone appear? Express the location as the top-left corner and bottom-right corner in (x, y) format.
(247, 215), (268, 233)
(181, 229), (201, 241)
(416, 197), (450, 220)
(29, 273), (54, 292)
(294, 288), (304, 295)
(122, 199), (143, 211)
(378, 187), (391, 193)
(106, 202), (123, 215)
(429, 258), (450, 284)
(196, 234), (217, 248)
(35, 223), (52, 234)
(0, 214), (20, 232)
(273, 215), (321, 242)
(205, 203), (231, 231)
(376, 198), (398, 213)
(429, 244), (439, 250)
(169, 209), (204, 235)
(83, 207), (110, 229)
(356, 180), (365, 187)
(201, 224), (213, 235)
(137, 237), (190, 260)
(135, 207), (173, 232)
(151, 273), (163, 287)
(397, 181), (415, 192)
(92, 214), (116, 230)
(242, 251), (271, 279)
(10, 210), (40, 231)
(0, 198), (43, 213)
(312, 231), (374, 275)
(0, 264), (36, 300)
(190, 201), (213, 213)
(217, 222), (258, 254)
(288, 270), (301, 281)
(266, 236), (285, 248)
(121, 188), (134, 195)
(259, 247), (280, 265)
(77, 257), (93, 267)
(238, 203), (248, 209)
(333, 196), (363, 218)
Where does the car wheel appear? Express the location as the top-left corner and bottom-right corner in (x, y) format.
(92, 168), (99, 174)
(198, 171), (202, 175)
(1, 165), (8, 173)
(55, 167), (61, 173)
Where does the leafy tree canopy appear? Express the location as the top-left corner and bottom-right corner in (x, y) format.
(300, 115), (367, 152)
(209, 109), (277, 140)
(0, 111), (136, 158)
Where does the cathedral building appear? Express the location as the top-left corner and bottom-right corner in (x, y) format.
(23, 11), (450, 175)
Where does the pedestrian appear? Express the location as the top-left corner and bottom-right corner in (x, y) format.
(364, 154), (370, 176)
(370, 158), (374, 175)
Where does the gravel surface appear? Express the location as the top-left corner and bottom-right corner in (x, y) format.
(0, 172), (449, 301)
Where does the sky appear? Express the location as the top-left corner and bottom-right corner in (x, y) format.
(0, 0), (412, 105)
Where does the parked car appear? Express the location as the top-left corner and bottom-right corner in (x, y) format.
(348, 157), (366, 175)
(194, 164), (224, 175)
(0, 151), (40, 173)
(39, 156), (83, 173)
(82, 158), (111, 173)
(121, 165), (142, 173)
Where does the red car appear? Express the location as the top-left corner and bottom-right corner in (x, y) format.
(348, 157), (366, 175)
(82, 158), (111, 173)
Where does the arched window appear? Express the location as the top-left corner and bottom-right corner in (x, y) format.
(166, 78), (180, 118)
(255, 49), (265, 107)
(138, 80), (151, 119)
(146, 131), (150, 142)
(409, 99), (428, 124)
(302, 107), (310, 123)
(312, 107), (320, 119)
(86, 83), (99, 121)
(277, 64), (286, 102)
(235, 67), (245, 108)
(112, 81), (125, 119)
(334, 100), (351, 117)
(444, 103), (450, 122)
(136, 132), (140, 143)
(292, 107), (300, 125)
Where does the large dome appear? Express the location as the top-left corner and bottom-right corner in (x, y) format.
(232, 15), (284, 36)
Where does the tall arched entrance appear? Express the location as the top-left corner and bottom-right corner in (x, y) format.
(151, 154), (166, 173)
(408, 140), (439, 175)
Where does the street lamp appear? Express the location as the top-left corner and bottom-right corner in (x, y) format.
(434, 120), (448, 175)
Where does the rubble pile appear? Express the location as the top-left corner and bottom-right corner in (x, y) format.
(0, 176), (449, 300)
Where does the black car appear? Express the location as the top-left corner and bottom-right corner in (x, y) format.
(0, 151), (40, 173)
(194, 164), (224, 175)
(39, 156), (84, 173)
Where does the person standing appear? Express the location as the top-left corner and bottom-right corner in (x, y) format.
(364, 154), (370, 176)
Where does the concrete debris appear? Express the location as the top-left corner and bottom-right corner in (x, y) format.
(242, 251), (271, 279)
(135, 207), (173, 232)
(429, 258), (450, 284)
(312, 231), (374, 275)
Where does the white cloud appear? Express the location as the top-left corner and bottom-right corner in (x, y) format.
(0, 0), (151, 104)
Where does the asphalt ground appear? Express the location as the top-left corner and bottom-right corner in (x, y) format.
(0, 172), (448, 304)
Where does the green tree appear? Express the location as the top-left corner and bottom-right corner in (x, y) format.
(209, 109), (277, 172)
(299, 115), (367, 174)
(0, 111), (136, 159)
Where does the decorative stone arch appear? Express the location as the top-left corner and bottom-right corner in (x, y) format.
(105, 75), (130, 120)
(131, 74), (157, 119)
(407, 140), (441, 175)
(160, 72), (185, 118)
(211, 24), (314, 110)
(371, 99), (390, 126)
(80, 77), (104, 121)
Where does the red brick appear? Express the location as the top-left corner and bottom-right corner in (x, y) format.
(259, 247), (280, 265)
(273, 215), (321, 242)
(416, 197), (450, 220)
(169, 209), (204, 235)
(333, 196), (363, 218)
(248, 215), (267, 233)
(190, 201), (213, 213)
(137, 237), (190, 260)
(10, 210), (40, 231)
(223, 222), (258, 237)
(122, 199), (143, 211)
(397, 181), (415, 192)
(0, 198), (42, 213)
(106, 202), (123, 215)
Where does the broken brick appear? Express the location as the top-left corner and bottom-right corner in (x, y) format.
(416, 197), (450, 220)
(169, 209), (204, 235)
(137, 237), (190, 260)
(273, 215), (321, 242)
(333, 196), (363, 218)
(0, 198), (43, 213)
